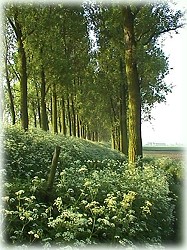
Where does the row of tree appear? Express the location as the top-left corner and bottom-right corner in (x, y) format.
(3, 2), (184, 163)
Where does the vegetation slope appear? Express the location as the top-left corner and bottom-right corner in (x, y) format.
(2, 126), (183, 248)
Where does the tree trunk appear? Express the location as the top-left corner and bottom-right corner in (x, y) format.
(86, 125), (91, 140)
(58, 115), (62, 133)
(31, 101), (37, 127)
(116, 126), (121, 151)
(5, 51), (16, 125)
(67, 95), (72, 136)
(76, 114), (80, 137)
(82, 125), (86, 139)
(122, 6), (142, 163)
(79, 120), (83, 138)
(40, 68), (49, 131)
(119, 58), (128, 155)
(61, 97), (67, 135)
(112, 126), (120, 150)
(47, 146), (61, 191)
(92, 132), (95, 141)
(11, 15), (28, 130)
(111, 127), (115, 150)
(110, 97), (119, 150)
(50, 97), (53, 126)
(95, 131), (99, 142)
(35, 82), (41, 128)
(71, 94), (76, 136)
(52, 84), (58, 134)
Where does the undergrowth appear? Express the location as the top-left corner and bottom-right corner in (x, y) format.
(1, 126), (184, 248)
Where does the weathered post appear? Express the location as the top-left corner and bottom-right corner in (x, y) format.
(47, 146), (61, 191)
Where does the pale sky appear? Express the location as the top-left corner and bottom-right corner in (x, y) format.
(142, 0), (187, 145)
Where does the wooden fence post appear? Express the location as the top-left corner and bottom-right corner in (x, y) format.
(47, 146), (61, 191)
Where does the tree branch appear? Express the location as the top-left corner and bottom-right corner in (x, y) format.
(136, 24), (156, 43)
(7, 17), (18, 39)
(142, 24), (184, 45)
(133, 6), (143, 16)
(8, 58), (21, 81)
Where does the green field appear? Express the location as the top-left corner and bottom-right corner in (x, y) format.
(143, 146), (184, 159)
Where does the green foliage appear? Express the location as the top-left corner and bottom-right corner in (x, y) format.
(2, 126), (183, 247)
(4, 3), (184, 141)
(3, 125), (125, 181)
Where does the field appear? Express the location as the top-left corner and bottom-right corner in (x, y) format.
(143, 146), (185, 160)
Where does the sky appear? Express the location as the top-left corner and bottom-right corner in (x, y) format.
(142, 0), (187, 146)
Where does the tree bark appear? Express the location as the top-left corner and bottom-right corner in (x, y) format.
(71, 94), (76, 136)
(95, 131), (99, 142)
(40, 68), (49, 131)
(86, 125), (91, 140)
(9, 15), (28, 130)
(110, 97), (119, 150)
(35, 82), (41, 128)
(92, 132), (95, 141)
(31, 101), (37, 127)
(76, 114), (80, 137)
(119, 58), (128, 155)
(58, 114), (62, 133)
(5, 50), (16, 125)
(79, 119), (83, 138)
(67, 95), (72, 136)
(61, 96), (67, 135)
(47, 146), (61, 191)
(18, 38), (28, 131)
(82, 124), (86, 139)
(122, 6), (142, 163)
(52, 84), (58, 134)
(111, 128), (115, 150)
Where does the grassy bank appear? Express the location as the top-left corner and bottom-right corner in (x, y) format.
(1, 126), (183, 247)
